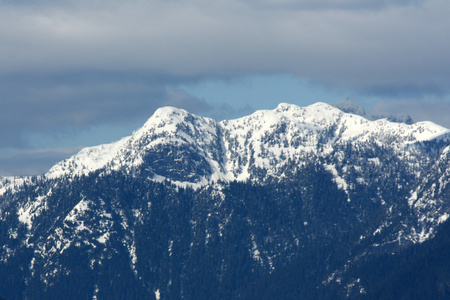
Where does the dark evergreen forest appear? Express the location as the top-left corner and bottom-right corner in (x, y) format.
(1, 156), (449, 299)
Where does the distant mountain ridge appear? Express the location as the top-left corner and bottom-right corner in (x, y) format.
(331, 99), (414, 124)
(1, 102), (450, 299)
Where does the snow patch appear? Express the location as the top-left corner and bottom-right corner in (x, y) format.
(438, 213), (449, 224)
(17, 194), (48, 230)
(96, 232), (110, 244)
(324, 164), (350, 201)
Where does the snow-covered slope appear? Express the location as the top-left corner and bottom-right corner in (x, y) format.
(45, 102), (449, 185)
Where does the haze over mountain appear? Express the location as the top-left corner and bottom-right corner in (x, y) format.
(1, 102), (450, 299)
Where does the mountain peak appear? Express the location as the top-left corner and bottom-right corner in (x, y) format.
(152, 106), (190, 118)
(139, 106), (191, 131)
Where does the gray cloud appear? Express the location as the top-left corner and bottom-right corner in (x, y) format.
(1, 0), (449, 93)
(244, 0), (425, 11)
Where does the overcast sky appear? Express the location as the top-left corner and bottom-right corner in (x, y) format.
(2, 0), (450, 176)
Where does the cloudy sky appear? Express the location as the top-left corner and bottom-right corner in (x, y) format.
(2, 0), (450, 176)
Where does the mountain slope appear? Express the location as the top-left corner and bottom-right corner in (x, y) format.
(1, 102), (450, 299)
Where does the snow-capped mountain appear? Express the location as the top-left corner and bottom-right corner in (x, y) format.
(1, 102), (450, 299)
(46, 102), (448, 183)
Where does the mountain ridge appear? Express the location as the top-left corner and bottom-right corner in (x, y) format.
(43, 102), (449, 185)
(1, 101), (450, 299)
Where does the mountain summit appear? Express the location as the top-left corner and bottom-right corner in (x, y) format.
(1, 102), (450, 299)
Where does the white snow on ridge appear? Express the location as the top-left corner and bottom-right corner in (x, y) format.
(45, 106), (220, 181)
(43, 102), (449, 186)
(46, 137), (131, 179)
